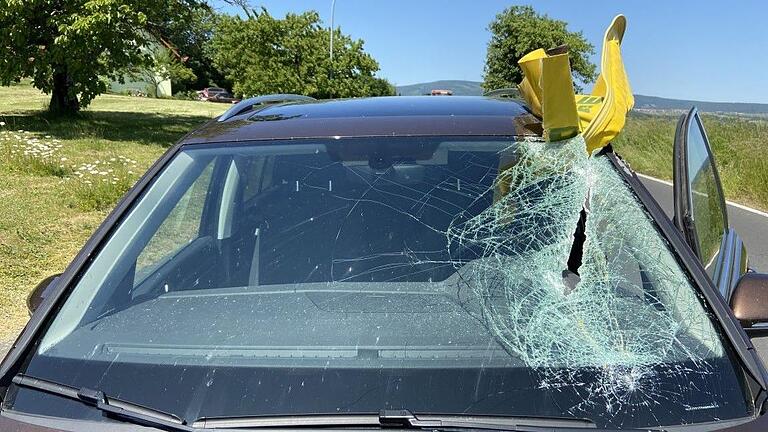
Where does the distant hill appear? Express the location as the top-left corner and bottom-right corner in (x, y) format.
(396, 80), (768, 114)
(633, 95), (768, 114)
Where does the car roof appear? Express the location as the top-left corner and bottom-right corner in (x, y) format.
(180, 96), (543, 145)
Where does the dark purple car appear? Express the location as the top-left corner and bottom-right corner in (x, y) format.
(2, 95), (768, 431)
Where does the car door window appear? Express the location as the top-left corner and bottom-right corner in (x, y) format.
(135, 161), (215, 280)
(685, 114), (727, 270)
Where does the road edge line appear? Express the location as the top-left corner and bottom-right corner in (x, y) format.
(635, 173), (768, 219)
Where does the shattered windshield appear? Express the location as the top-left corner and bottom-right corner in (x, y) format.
(16, 136), (752, 429)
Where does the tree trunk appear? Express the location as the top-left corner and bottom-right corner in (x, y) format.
(49, 68), (80, 115)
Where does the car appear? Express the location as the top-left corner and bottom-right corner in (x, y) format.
(430, 89), (453, 96)
(207, 92), (241, 104)
(197, 87), (231, 101)
(1, 94), (768, 432)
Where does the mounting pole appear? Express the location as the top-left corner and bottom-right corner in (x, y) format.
(329, 0), (336, 63)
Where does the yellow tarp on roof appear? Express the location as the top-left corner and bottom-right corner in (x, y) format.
(518, 15), (634, 154)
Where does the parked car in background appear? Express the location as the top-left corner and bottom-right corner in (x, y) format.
(2, 95), (768, 431)
(196, 87), (239, 103)
(196, 87), (226, 100)
(208, 93), (241, 104)
(430, 89), (453, 96)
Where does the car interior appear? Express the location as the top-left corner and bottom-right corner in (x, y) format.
(130, 147), (501, 296)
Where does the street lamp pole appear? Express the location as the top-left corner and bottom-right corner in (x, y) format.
(328, 0), (337, 89)
(329, 0), (337, 65)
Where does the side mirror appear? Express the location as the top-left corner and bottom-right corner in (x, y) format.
(730, 272), (768, 327)
(26, 274), (61, 315)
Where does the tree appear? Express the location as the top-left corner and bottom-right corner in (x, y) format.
(132, 48), (197, 98)
(364, 76), (397, 97)
(0, 0), (206, 114)
(210, 9), (392, 99)
(483, 6), (596, 93)
(161, 53), (198, 92)
(219, 0), (255, 19)
(157, 5), (230, 92)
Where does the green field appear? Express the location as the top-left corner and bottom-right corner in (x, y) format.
(0, 84), (226, 341)
(1, 84), (766, 342)
(613, 112), (768, 211)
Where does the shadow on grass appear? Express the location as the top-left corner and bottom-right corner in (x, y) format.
(0, 111), (214, 148)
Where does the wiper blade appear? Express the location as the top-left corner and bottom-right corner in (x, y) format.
(378, 410), (597, 430)
(11, 375), (659, 432)
(194, 409), (601, 430)
(12, 374), (192, 432)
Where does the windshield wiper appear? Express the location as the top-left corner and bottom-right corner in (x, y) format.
(11, 375), (660, 432)
(194, 410), (666, 431)
(377, 410), (598, 430)
(194, 409), (602, 431)
(11, 374), (193, 432)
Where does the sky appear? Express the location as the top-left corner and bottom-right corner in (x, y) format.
(211, 1), (768, 103)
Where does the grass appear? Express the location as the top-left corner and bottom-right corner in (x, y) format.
(1, 83), (766, 343)
(0, 83), (226, 341)
(613, 112), (768, 211)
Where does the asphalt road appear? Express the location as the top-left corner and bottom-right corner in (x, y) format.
(638, 174), (768, 272)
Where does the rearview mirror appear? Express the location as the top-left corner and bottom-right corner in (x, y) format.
(730, 272), (768, 326)
(26, 273), (61, 315)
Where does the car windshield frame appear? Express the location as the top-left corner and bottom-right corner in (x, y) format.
(5, 135), (760, 430)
